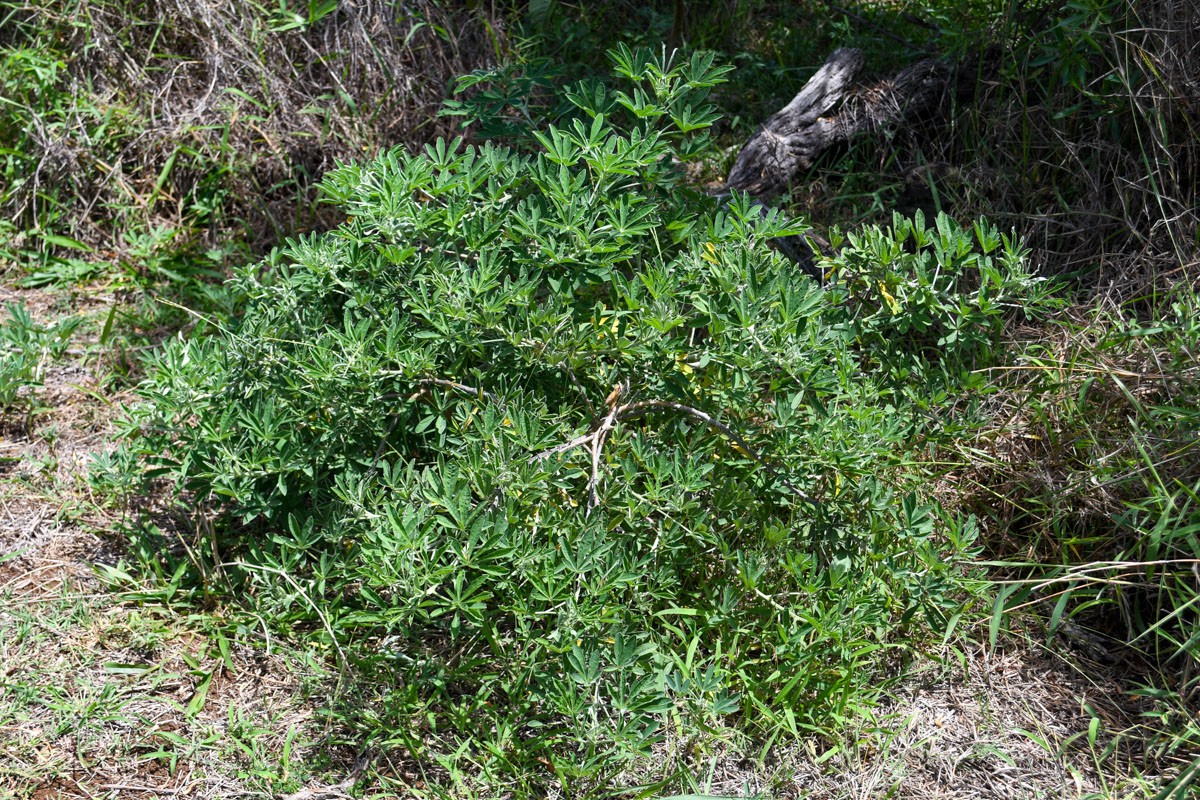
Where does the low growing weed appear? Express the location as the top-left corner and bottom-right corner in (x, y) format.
(0, 301), (79, 416)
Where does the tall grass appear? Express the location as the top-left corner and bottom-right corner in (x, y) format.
(953, 291), (1200, 796)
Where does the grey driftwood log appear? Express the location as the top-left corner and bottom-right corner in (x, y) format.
(724, 47), (957, 277)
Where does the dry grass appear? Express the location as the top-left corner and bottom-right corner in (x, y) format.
(945, 299), (1200, 560)
(2, 0), (507, 260)
(0, 581), (334, 799)
(611, 641), (1157, 799)
(961, 0), (1197, 294)
(925, 294), (1200, 798)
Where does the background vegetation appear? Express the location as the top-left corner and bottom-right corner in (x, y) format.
(1, 0), (1196, 798)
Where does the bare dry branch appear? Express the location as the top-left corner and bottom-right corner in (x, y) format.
(417, 378), (501, 406)
(530, 431), (599, 464)
(588, 399), (623, 512)
(377, 378), (500, 407)
(527, 392), (816, 510)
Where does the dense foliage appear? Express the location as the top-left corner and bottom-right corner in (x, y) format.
(117, 47), (1056, 784)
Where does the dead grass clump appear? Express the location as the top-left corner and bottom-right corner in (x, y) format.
(0, 0), (507, 261)
(934, 291), (1200, 790)
(952, 298), (1199, 559)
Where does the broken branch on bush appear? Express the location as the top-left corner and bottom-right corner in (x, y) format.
(588, 399), (624, 512)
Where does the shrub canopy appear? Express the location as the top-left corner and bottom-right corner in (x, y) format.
(127, 46), (1055, 775)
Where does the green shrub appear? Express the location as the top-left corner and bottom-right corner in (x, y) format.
(124, 47), (1054, 792)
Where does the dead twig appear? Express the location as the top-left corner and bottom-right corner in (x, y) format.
(531, 431), (601, 463)
(377, 378), (500, 407)
(99, 786), (179, 796)
(283, 751), (372, 800)
(587, 382), (627, 512)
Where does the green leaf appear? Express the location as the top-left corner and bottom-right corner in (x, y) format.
(104, 663), (155, 675)
(990, 584), (1020, 650)
(37, 231), (93, 252)
(187, 670), (213, 718)
(1048, 583), (1074, 638)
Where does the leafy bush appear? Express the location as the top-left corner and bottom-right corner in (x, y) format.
(124, 47), (1053, 791)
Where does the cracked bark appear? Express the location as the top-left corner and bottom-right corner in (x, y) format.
(725, 47), (965, 277)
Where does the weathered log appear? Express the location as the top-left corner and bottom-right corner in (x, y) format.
(723, 47), (961, 278)
(726, 47), (954, 202)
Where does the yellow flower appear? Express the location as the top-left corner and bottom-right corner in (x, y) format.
(878, 281), (902, 315)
